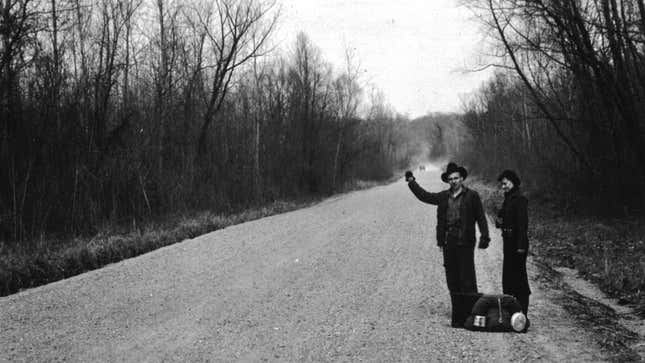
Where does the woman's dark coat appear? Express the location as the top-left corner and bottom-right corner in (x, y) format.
(497, 188), (531, 295)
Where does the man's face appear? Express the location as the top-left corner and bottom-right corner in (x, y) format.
(447, 172), (463, 190)
(500, 178), (514, 193)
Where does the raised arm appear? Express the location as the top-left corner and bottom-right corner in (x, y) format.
(407, 178), (442, 205)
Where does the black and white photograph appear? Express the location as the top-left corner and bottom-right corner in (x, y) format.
(1, 0), (645, 361)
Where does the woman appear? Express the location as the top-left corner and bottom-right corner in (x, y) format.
(496, 170), (531, 315)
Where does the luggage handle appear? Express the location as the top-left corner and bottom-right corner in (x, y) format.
(497, 298), (503, 324)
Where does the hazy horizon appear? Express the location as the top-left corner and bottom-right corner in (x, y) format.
(274, 0), (494, 118)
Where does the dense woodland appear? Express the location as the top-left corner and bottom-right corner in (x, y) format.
(458, 0), (645, 215)
(0, 0), (435, 243)
(6, 0), (641, 245)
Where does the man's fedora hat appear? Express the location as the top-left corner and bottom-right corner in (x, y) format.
(441, 162), (468, 183)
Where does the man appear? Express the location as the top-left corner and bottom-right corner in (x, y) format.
(405, 162), (490, 326)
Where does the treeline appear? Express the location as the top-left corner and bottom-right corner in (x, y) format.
(409, 113), (468, 161)
(0, 0), (420, 243)
(458, 0), (645, 214)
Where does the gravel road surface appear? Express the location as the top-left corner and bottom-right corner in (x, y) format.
(0, 169), (609, 362)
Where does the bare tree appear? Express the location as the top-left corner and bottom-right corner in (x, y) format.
(289, 32), (334, 191)
(331, 46), (362, 188)
(462, 0), (645, 210)
(0, 0), (39, 240)
(154, 0), (180, 176)
(0, 0), (424, 247)
(188, 0), (278, 158)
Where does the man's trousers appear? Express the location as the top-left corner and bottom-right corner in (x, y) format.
(443, 245), (477, 293)
(443, 245), (478, 327)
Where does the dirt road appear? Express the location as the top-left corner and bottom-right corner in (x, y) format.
(0, 169), (609, 362)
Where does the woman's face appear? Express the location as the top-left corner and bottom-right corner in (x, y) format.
(500, 178), (514, 193)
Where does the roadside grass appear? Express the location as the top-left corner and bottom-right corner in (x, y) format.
(0, 178), (391, 297)
(528, 208), (645, 315)
(0, 200), (306, 297)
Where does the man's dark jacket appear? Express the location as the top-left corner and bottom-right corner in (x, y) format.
(408, 181), (489, 248)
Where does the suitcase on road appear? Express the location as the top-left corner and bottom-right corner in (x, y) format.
(463, 294), (529, 332)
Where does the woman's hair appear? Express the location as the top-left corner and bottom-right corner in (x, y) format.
(497, 169), (521, 187)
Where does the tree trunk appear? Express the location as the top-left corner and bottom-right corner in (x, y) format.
(156, 0), (167, 176)
(331, 122), (343, 189)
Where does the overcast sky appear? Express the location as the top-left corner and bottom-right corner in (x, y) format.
(273, 0), (493, 118)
